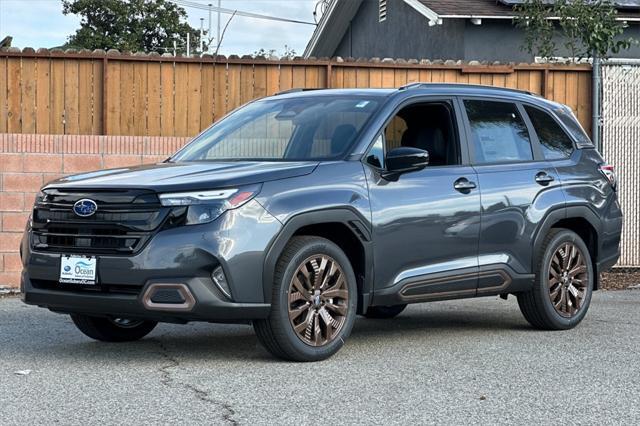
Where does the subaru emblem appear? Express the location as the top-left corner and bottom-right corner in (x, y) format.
(73, 199), (98, 217)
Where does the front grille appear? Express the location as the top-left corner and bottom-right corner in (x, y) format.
(31, 188), (171, 255)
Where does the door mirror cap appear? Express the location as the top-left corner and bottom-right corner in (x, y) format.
(384, 147), (429, 177)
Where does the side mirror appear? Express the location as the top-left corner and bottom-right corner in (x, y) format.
(383, 147), (429, 177)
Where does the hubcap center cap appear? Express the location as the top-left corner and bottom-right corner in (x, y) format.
(312, 291), (322, 307)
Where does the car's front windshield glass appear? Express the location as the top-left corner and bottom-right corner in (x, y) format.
(171, 95), (382, 162)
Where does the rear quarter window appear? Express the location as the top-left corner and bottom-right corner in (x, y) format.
(524, 106), (574, 160)
(555, 107), (593, 147)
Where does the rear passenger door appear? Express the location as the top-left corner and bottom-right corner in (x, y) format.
(460, 98), (564, 293)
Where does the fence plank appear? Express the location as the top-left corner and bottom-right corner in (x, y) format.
(174, 63), (189, 137)
(7, 58), (22, 133)
(265, 64), (280, 96)
(134, 61), (148, 136)
(147, 62), (161, 136)
(0, 58), (6, 133)
(77, 59), (93, 134)
(239, 64), (253, 106)
(35, 58), (52, 134)
(50, 59), (65, 134)
(20, 58), (36, 133)
(92, 60), (103, 134)
(292, 65), (305, 88)
(577, 71), (592, 135)
(106, 61), (121, 135)
(64, 59), (80, 134)
(200, 63), (215, 130)
(119, 61), (135, 135)
(214, 63), (227, 121)
(227, 64), (241, 115)
(187, 63), (202, 135)
(160, 62), (174, 136)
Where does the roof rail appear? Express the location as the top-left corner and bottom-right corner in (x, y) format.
(398, 82), (538, 97)
(274, 88), (324, 96)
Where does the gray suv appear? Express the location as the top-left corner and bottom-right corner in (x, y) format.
(21, 84), (622, 361)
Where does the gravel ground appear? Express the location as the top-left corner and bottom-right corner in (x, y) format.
(1, 291), (639, 425)
(601, 270), (640, 290)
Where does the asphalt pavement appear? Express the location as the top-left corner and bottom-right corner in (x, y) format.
(1, 291), (639, 425)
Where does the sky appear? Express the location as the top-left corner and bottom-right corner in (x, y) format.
(0, 0), (319, 56)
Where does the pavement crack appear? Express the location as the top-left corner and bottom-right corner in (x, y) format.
(153, 337), (239, 425)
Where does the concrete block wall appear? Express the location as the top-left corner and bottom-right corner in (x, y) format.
(0, 133), (189, 288)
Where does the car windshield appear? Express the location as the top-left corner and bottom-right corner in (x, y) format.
(171, 95), (382, 162)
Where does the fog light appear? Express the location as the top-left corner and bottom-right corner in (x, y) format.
(212, 266), (232, 299)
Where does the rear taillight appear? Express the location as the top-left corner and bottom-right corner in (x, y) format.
(599, 164), (617, 189)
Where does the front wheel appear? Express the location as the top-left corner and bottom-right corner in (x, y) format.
(254, 236), (357, 362)
(517, 229), (594, 330)
(71, 314), (157, 342)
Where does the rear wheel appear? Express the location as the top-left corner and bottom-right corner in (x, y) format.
(71, 314), (157, 342)
(254, 236), (357, 362)
(364, 304), (407, 319)
(517, 229), (593, 330)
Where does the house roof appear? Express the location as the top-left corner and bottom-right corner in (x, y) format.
(419, 0), (640, 19)
(304, 0), (640, 58)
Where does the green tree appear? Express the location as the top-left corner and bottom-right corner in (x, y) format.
(62, 0), (201, 54)
(515, 0), (634, 62)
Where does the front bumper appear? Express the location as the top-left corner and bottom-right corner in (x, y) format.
(20, 200), (281, 323)
(21, 271), (270, 323)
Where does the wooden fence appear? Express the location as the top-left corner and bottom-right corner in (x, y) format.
(0, 49), (593, 137)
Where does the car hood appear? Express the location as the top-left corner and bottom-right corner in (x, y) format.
(44, 161), (319, 192)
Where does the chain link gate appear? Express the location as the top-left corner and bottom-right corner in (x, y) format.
(601, 63), (640, 267)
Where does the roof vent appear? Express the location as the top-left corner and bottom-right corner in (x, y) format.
(379, 0), (387, 22)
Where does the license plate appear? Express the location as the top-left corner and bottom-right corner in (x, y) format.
(59, 255), (97, 285)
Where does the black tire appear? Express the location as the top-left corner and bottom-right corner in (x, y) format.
(364, 304), (407, 319)
(517, 229), (594, 330)
(71, 314), (157, 342)
(253, 236), (358, 362)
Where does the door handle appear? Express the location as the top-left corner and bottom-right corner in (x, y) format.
(454, 178), (477, 192)
(535, 172), (555, 186)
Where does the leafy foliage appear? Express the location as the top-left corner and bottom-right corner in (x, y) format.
(252, 45), (297, 59)
(514, 0), (635, 61)
(62, 0), (201, 54)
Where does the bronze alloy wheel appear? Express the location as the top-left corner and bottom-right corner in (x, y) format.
(548, 242), (589, 317)
(288, 254), (349, 347)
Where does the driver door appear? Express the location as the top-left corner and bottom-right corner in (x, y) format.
(364, 99), (482, 303)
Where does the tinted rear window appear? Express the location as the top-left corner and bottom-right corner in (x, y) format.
(525, 106), (574, 160)
(555, 107), (593, 147)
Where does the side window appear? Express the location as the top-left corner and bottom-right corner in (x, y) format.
(376, 102), (460, 167)
(464, 100), (533, 164)
(525, 106), (574, 160)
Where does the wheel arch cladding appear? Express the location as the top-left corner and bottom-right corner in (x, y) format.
(262, 208), (373, 311)
(534, 206), (600, 290)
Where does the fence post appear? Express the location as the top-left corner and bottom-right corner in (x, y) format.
(326, 63), (332, 89)
(592, 55), (602, 149)
(102, 56), (108, 135)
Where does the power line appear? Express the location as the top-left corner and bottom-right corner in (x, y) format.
(172, 0), (316, 26)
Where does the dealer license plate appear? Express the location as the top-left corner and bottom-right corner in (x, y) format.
(59, 255), (97, 285)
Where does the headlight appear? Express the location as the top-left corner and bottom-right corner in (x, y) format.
(159, 184), (261, 225)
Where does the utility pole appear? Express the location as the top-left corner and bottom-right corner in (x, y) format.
(217, 0), (221, 48)
(208, 3), (213, 54)
(199, 17), (204, 55)
(186, 32), (190, 56)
